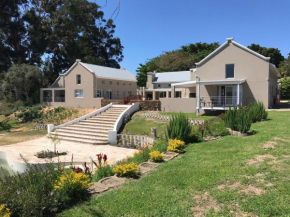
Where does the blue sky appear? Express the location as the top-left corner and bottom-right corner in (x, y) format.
(98, 0), (290, 75)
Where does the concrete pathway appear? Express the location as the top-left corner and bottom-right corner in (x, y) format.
(0, 136), (135, 168)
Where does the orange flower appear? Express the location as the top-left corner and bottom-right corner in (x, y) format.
(104, 161), (108, 165)
(97, 165), (101, 168)
(144, 144), (148, 149)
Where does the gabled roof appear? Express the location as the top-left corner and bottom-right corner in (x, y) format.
(195, 38), (271, 66)
(152, 71), (192, 83)
(61, 61), (136, 82)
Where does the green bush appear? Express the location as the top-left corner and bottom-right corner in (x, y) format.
(167, 113), (192, 143)
(224, 106), (239, 131)
(13, 100), (25, 110)
(225, 106), (252, 133)
(249, 101), (268, 123)
(151, 140), (168, 153)
(16, 112), (23, 118)
(205, 118), (230, 137)
(280, 77), (290, 99)
(91, 165), (115, 182)
(3, 110), (12, 117)
(54, 106), (65, 113)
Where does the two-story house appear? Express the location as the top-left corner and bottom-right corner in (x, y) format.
(40, 60), (137, 108)
(142, 38), (281, 114)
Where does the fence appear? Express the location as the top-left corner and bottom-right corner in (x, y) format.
(141, 113), (205, 125)
(115, 134), (155, 149)
(35, 123), (47, 130)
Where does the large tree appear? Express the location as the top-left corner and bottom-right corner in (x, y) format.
(247, 44), (284, 67)
(2, 64), (44, 103)
(136, 42), (219, 87)
(279, 54), (290, 77)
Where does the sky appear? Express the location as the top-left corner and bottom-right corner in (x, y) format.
(96, 0), (290, 75)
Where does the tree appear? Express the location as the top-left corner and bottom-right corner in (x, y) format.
(2, 64), (44, 103)
(136, 42), (219, 86)
(247, 44), (285, 67)
(279, 54), (290, 77)
(280, 77), (290, 100)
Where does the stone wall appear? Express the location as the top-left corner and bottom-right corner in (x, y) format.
(141, 113), (205, 125)
(114, 134), (154, 149)
(101, 99), (161, 111)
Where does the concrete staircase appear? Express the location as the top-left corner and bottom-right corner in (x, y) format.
(50, 106), (128, 145)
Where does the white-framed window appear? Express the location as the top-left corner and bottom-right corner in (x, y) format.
(116, 90), (119, 96)
(76, 74), (81, 84)
(175, 91), (181, 98)
(123, 82), (125, 85)
(96, 89), (103, 98)
(159, 92), (166, 98)
(75, 89), (83, 98)
(102, 80), (105, 84)
(226, 64), (234, 78)
(117, 81), (119, 85)
(123, 91), (126, 96)
(128, 91), (132, 96)
(109, 80), (112, 85)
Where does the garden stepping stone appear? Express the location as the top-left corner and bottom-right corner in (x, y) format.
(88, 183), (109, 196)
(163, 151), (179, 161)
(139, 162), (160, 175)
(98, 176), (127, 189)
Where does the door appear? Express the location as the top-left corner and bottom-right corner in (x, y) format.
(107, 90), (112, 99)
(225, 86), (233, 106)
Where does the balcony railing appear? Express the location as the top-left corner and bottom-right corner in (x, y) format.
(200, 96), (239, 108)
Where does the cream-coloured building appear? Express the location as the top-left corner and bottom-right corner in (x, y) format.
(40, 60), (137, 108)
(142, 38), (281, 113)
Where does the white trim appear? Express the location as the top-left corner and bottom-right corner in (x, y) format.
(196, 39), (271, 66)
(96, 75), (136, 82)
(49, 76), (61, 88)
(171, 81), (196, 87)
(198, 79), (246, 85)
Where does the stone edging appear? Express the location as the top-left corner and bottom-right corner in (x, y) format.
(115, 134), (154, 149)
(227, 128), (248, 137)
(35, 124), (47, 130)
(88, 151), (179, 196)
(141, 113), (204, 125)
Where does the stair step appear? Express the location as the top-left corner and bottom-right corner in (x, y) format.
(78, 122), (114, 126)
(81, 119), (116, 124)
(88, 117), (119, 121)
(53, 135), (108, 145)
(55, 129), (108, 137)
(67, 124), (113, 130)
(51, 132), (108, 141)
(61, 127), (110, 133)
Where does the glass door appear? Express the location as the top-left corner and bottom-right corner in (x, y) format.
(225, 86), (233, 106)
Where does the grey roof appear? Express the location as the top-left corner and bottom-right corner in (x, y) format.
(81, 62), (136, 81)
(152, 71), (191, 83)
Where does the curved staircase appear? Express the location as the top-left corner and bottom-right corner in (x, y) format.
(50, 106), (127, 145)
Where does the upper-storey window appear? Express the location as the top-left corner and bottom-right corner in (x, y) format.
(102, 80), (105, 84)
(76, 75), (81, 84)
(117, 81), (119, 85)
(226, 64), (234, 78)
(109, 80), (112, 85)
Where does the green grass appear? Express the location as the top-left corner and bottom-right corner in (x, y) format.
(60, 111), (290, 216)
(122, 113), (167, 137)
(160, 112), (216, 120)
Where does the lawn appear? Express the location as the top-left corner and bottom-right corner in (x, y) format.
(60, 111), (290, 216)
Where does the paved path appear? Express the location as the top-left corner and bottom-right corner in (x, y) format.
(1, 136), (135, 168)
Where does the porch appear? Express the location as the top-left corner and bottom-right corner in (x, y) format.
(40, 88), (65, 103)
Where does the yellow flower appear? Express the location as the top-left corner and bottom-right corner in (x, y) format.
(113, 163), (139, 178)
(167, 139), (185, 153)
(149, 151), (163, 162)
(0, 204), (12, 217)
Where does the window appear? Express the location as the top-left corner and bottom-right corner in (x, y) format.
(175, 91), (181, 98)
(75, 90), (83, 98)
(168, 84), (171, 87)
(116, 91), (119, 96)
(189, 93), (196, 98)
(76, 75), (81, 84)
(226, 64), (234, 78)
(123, 82), (125, 86)
(117, 81), (119, 85)
(109, 80), (112, 85)
(128, 91), (132, 96)
(123, 91), (126, 96)
(158, 84), (161, 88)
(159, 92), (166, 98)
(129, 82), (131, 86)
(102, 80), (105, 84)
(96, 89), (103, 97)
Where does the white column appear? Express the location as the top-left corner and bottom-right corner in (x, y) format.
(196, 81), (200, 115)
(52, 90), (55, 102)
(40, 89), (43, 103)
(171, 86), (175, 98)
(237, 84), (240, 105)
(166, 90), (169, 98)
(153, 91), (156, 100)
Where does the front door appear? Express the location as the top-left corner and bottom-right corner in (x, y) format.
(225, 86), (233, 106)
(107, 90), (112, 99)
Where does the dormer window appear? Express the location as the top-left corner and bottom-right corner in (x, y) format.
(76, 75), (81, 84)
(226, 64), (234, 78)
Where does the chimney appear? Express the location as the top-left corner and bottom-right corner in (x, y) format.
(226, 37), (234, 43)
(76, 59), (81, 62)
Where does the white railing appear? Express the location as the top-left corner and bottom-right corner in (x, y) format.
(200, 96), (239, 107)
(47, 103), (113, 133)
(108, 103), (140, 145)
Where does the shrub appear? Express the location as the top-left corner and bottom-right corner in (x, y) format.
(13, 100), (24, 110)
(280, 77), (290, 99)
(54, 106), (65, 113)
(54, 170), (91, 202)
(249, 101), (268, 123)
(113, 162), (139, 178)
(16, 112), (23, 118)
(3, 110), (11, 117)
(91, 165), (115, 182)
(149, 151), (163, 162)
(224, 106), (239, 131)
(167, 139), (186, 153)
(151, 140), (168, 153)
(0, 204), (11, 217)
(205, 118), (230, 137)
(237, 107), (252, 133)
(167, 113), (192, 142)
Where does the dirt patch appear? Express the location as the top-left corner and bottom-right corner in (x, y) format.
(246, 154), (277, 165)
(229, 203), (258, 217)
(191, 192), (220, 217)
(273, 137), (289, 142)
(263, 141), (278, 149)
(99, 176), (127, 188)
(218, 182), (242, 191)
(240, 185), (265, 196)
(139, 162), (160, 175)
(10, 127), (29, 132)
(163, 151), (179, 161)
(89, 183), (109, 196)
